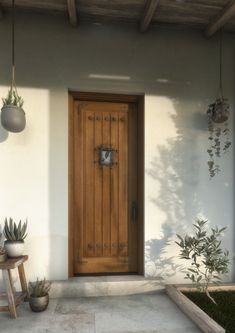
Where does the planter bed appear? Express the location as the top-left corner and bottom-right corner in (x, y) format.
(166, 284), (235, 333)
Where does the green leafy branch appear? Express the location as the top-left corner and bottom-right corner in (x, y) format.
(176, 219), (230, 304)
(2, 89), (24, 108)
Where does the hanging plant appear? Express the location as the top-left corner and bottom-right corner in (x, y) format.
(206, 32), (231, 178)
(0, 0), (26, 133)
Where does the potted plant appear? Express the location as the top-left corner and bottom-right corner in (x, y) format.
(206, 32), (231, 178)
(0, 0), (26, 133)
(1, 88), (26, 133)
(29, 278), (51, 312)
(3, 217), (27, 257)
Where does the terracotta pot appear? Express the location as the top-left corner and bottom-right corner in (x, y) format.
(4, 240), (24, 257)
(0, 252), (7, 263)
(29, 294), (49, 312)
(1, 105), (26, 132)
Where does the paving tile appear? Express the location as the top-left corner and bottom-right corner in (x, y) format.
(0, 313), (95, 333)
(56, 295), (158, 315)
(95, 309), (200, 333)
(0, 295), (201, 333)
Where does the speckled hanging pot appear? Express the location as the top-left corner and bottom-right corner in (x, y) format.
(0, 0), (26, 133)
(1, 105), (26, 132)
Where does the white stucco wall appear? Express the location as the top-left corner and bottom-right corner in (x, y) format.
(0, 13), (234, 283)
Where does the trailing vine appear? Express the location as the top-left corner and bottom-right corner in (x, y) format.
(206, 31), (231, 179)
(207, 100), (231, 178)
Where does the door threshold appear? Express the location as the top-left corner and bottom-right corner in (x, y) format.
(70, 274), (145, 282)
(75, 272), (138, 277)
(50, 275), (163, 298)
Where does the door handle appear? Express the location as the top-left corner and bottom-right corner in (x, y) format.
(131, 201), (137, 224)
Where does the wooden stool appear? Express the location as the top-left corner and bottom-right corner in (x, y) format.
(0, 255), (29, 318)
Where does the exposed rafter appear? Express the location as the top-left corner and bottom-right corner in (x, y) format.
(140, 0), (160, 32)
(67, 0), (77, 27)
(0, 5), (4, 19)
(205, 1), (235, 37)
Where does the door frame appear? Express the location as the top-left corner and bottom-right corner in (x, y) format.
(68, 91), (145, 277)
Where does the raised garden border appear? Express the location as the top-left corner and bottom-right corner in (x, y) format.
(166, 284), (235, 333)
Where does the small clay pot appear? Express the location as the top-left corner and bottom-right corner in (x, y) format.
(29, 294), (49, 312)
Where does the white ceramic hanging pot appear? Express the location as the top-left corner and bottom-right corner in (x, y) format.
(1, 105), (26, 133)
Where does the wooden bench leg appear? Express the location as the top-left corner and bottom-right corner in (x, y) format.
(18, 263), (29, 301)
(2, 270), (17, 319)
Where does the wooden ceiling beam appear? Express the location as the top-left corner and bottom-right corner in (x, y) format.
(205, 1), (235, 37)
(0, 5), (4, 19)
(140, 0), (160, 32)
(67, 0), (78, 27)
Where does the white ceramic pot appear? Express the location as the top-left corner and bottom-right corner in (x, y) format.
(4, 241), (24, 257)
(1, 105), (26, 132)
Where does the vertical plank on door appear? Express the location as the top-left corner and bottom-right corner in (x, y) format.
(84, 110), (95, 257)
(74, 102), (84, 267)
(94, 111), (103, 257)
(118, 111), (128, 257)
(102, 112), (111, 257)
(128, 104), (138, 271)
(110, 112), (119, 257)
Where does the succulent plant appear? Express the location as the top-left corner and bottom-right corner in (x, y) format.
(29, 278), (51, 298)
(4, 218), (27, 242)
(2, 89), (24, 108)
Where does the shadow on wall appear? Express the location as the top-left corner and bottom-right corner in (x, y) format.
(48, 89), (68, 280)
(145, 98), (233, 282)
(0, 125), (8, 142)
(145, 223), (184, 284)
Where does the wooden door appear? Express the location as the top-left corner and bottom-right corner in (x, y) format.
(73, 100), (138, 274)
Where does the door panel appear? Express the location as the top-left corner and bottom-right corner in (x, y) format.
(73, 101), (138, 274)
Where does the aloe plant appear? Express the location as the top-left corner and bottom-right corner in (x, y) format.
(4, 217), (27, 242)
(29, 278), (51, 297)
(2, 89), (24, 108)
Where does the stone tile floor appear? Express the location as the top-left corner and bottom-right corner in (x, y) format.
(0, 294), (201, 333)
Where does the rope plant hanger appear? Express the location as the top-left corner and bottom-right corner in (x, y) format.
(207, 30), (231, 178)
(1, 0), (26, 133)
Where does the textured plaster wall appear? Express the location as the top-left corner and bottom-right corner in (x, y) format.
(0, 12), (234, 283)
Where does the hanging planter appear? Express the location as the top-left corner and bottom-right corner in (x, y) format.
(206, 31), (231, 179)
(1, 89), (25, 132)
(207, 97), (229, 124)
(1, 0), (26, 133)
